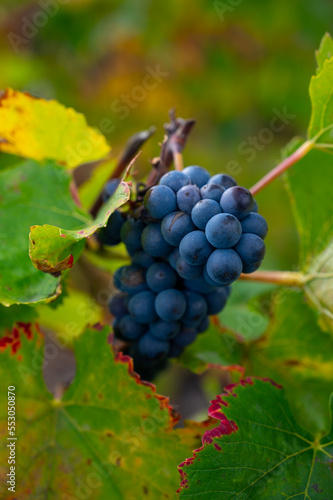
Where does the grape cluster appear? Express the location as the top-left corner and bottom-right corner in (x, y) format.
(102, 166), (267, 378)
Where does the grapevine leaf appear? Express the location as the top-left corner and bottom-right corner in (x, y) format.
(0, 325), (213, 499)
(178, 378), (333, 499)
(0, 159), (91, 306)
(29, 182), (130, 275)
(0, 89), (110, 168)
(308, 34), (333, 141)
(286, 147), (333, 331)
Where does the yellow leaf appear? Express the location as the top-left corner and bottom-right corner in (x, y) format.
(0, 89), (110, 168)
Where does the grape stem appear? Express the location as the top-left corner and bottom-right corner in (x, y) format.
(173, 151), (184, 171)
(250, 140), (314, 195)
(239, 270), (306, 287)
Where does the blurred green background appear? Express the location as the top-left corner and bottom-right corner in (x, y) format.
(0, 0), (330, 271)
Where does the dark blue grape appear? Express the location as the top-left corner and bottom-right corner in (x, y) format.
(220, 186), (254, 220)
(205, 288), (228, 315)
(146, 262), (177, 292)
(109, 293), (127, 318)
(118, 315), (146, 341)
(241, 213), (268, 239)
(141, 223), (173, 257)
(168, 248), (180, 270)
(182, 291), (208, 323)
(203, 266), (223, 287)
(197, 316), (209, 333)
(159, 170), (191, 192)
(191, 199), (222, 230)
(128, 290), (157, 324)
(132, 250), (155, 268)
(155, 289), (187, 321)
(150, 320), (181, 340)
(209, 174), (237, 189)
(161, 211), (196, 246)
(100, 210), (125, 246)
(182, 165), (210, 188)
(168, 344), (185, 358)
(200, 183), (225, 202)
(173, 327), (198, 347)
(252, 199), (259, 213)
(113, 265), (147, 294)
(179, 230), (213, 266)
(206, 249), (243, 285)
(234, 233), (266, 266)
(144, 185), (177, 219)
(120, 219), (144, 254)
(177, 185), (201, 214)
(176, 257), (203, 279)
(183, 276), (215, 294)
(102, 179), (120, 202)
(138, 332), (169, 359)
(205, 213), (242, 249)
(242, 261), (262, 274)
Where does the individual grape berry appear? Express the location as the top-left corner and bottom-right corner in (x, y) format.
(120, 219), (145, 254)
(161, 211), (196, 246)
(240, 213), (268, 239)
(100, 210), (125, 246)
(205, 288), (228, 315)
(220, 186), (254, 220)
(150, 320), (181, 340)
(203, 266), (223, 287)
(118, 315), (146, 341)
(182, 165), (210, 188)
(209, 173), (237, 189)
(206, 249), (243, 285)
(200, 183), (225, 202)
(141, 223), (173, 257)
(183, 276), (215, 294)
(102, 179), (120, 202)
(168, 248), (180, 270)
(242, 261), (262, 274)
(159, 170), (190, 192)
(146, 262), (178, 292)
(179, 230), (213, 266)
(173, 327), (198, 347)
(144, 185), (177, 219)
(176, 257), (203, 279)
(131, 250), (155, 268)
(197, 316), (209, 333)
(138, 332), (169, 359)
(182, 291), (208, 323)
(109, 293), (127, 319)
(155, 289), (187, 321)
(177, 185), (201, 214)
(205, 213), (242, 249)
(234, 233), (266, 266)
(191, 199), (222, 230)
(252, 199), (259, 213)
(113, 265), (148, 294)
(128, 290), (157, 324)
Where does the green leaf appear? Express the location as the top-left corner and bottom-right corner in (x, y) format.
(178, 379), (333, 499)
(0, 325), (212, 499)
(308, 34), (333, 141)
(0, 89), (110, 168)
(0, 304), (37, 333)
(249, 289), (333, 432)
(286, 148), (333, 331)
(0, 159), (91, 306)
(29, 182), (130, 275)
(315, 33), (333, 73)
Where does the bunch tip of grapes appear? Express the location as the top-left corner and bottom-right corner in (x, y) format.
(100, 166), (267, 379)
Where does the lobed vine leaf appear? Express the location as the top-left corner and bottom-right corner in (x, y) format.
(0, 159), (91, 306)
(29, 182), (131, 276)
(0, 89), (110, 168)
(0, 325), (213, 500)
(178, 378), (333, 499)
